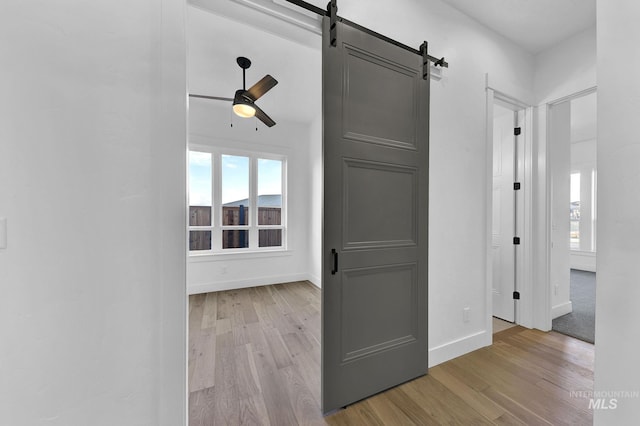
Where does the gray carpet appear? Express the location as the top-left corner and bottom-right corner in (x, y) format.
(552, 269), (596, 343)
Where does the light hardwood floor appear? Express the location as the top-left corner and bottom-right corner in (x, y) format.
(189, 281), (594, 425)
(492, 316), (516, 334)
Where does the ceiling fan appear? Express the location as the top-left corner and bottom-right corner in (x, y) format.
(190, 56), (278, 127)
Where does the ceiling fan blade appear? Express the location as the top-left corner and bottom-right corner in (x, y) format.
(253, 104), (276, 128)
(189, 94), (233, 102)
(246, 75), (278, 101)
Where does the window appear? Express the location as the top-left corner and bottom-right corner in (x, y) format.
(188, 149), (285, 254)
(188, 151), (212, 251)
(221, 154), (250, 249)
(569, 168), (597, 252)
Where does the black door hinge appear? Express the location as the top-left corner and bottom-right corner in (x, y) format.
(514, 182), (521, 190)
(514, 127), (521, 136)
(513, 237), (521, 245)
(513, 291), (521, 300)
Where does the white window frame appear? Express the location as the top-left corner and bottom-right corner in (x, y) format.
(188, 145), (287, 255)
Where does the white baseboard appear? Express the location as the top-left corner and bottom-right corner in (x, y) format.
(428, 330), (491, 368)
(570, 251), (596, 272)
(307, 274), (321, 288)
(552, 301), (573, 319)
(188, 273), (312, 295)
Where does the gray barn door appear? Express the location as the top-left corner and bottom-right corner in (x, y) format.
(322, 18), (430, 413)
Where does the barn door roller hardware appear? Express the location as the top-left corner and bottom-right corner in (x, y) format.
(284, 0), (449, 78)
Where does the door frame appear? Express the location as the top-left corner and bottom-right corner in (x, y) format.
(485, 87), (534, 332)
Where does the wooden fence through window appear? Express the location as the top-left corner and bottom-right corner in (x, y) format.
(189, 205), (282, 250)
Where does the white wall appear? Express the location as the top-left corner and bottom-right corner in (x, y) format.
(334, 0), (534, 365)
(308, 115), (323, 286)
(188, 101), (315, 293)
(594, 2), (640, 423)
(534, 26), (596, 104)
(548, 102), (572, 319)
(570, 137), (597, 271)
(0, 1), (187, 424)
(572, 138), (597, 164)
(570, 92), (597, 259)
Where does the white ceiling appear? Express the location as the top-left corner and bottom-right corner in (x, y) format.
(188, 4), (322, 125)
(188, 0), (597, 127)
(440, 0), (596, 53)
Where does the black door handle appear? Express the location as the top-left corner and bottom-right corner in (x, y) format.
(331, 249), (338, 275)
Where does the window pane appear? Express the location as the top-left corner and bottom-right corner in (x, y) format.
(190, 230), (211, 251)
(258, 159), (282, 225)
(222, 206), (248, 226)
(189, 206), (211, 227)
(570, 172), (580, 250)
(189, 151), (212, 226)
(222, 230), (249, 249)
(259, 229), (282, 248)
(222, 155), (249, 225)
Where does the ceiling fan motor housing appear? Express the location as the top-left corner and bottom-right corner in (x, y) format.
(233, 89), (253, 104)
(232, 56), (278, 126)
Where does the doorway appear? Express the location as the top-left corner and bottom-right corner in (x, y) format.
(185, 3), (324, 424)
(186, 0), (434, 420)
(548, 89), (597, 343)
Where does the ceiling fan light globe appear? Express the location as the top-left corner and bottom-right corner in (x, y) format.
(233, 103), (256, 118)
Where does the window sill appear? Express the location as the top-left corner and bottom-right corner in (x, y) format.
(569, 249), (596, 255)
(188, 249), (293, 262)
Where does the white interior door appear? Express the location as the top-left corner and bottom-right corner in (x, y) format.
(492, 103), (516, 322)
